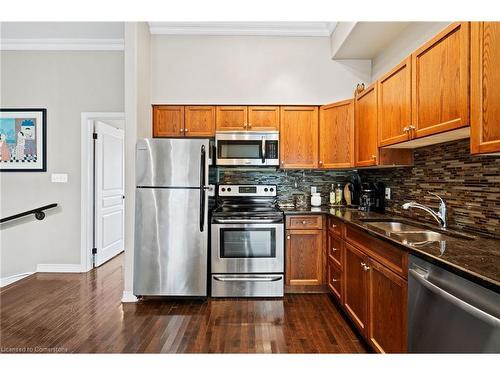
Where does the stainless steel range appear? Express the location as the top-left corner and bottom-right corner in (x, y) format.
(211, 184), (284, 297)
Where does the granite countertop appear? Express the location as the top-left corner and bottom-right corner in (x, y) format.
(281, 206), (500, 292)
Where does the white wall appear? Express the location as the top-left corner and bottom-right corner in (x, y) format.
(123, 22), (151, 300)
(371, 22), (451, 82)
(0, 51), (124, 279)
(151, 35), (371, 105)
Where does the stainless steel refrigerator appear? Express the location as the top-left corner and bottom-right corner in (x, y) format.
(133, 138), (209, 297)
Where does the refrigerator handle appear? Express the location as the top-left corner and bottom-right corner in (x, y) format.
(199, 145), (206, 232)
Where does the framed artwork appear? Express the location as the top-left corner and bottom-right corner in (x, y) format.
(0, 108), (47, 172)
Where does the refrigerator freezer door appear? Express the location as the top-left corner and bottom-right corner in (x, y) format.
(136, 138), (209, 187)
(133, 188), (208, 296)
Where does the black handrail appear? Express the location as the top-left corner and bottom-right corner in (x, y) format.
(0, 203), (58, 223)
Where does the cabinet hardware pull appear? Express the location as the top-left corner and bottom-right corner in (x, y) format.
(185, 129), (188, 132)
(331, 224), (337, 228)
(248, 123), (252, 128)
(332, 278), (338, 282)
(319, 160), (323, 164)
(403, 126), (409, 132)
(302, 220), (307, 224)
(361, 262), (366, 267)
(287, 235), (291, 240)
(363, 265), (371, 271)
(332, 248), (337, 252)
(372, 154), (377, 159)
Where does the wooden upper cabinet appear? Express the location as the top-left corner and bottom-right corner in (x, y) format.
(411, 22), (470, 139)
(344, 243), (369, 335)
(183, 106), (215, 137)
(280, 106), (319, 169)
(355, 84), (378, 167)
(247, 106), (280, 130)
(286, 229), (323, 286)
(319, 99), (354, 168)
(216, 106), (248, 131)
(153, 105), (184, 137)
(367, 259), (407, 353)
(378, 57), (412, 146)
(471, 22), (500, 155)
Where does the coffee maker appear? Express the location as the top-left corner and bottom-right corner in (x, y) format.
(359, 182), (385, 212)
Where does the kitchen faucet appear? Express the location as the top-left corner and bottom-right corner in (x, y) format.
(402, 192), (448, 228)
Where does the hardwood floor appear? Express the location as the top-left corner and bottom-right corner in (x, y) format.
(0, 254), (367, 353)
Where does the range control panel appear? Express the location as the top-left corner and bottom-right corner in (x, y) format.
(218, 184), (277, 197)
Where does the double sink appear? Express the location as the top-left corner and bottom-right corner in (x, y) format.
(359, 219), (475, 246)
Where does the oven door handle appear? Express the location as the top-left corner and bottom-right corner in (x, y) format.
(213, 218), (282, 224)
(214, 276), (283, 282)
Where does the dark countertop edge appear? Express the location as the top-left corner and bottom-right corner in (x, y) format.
(282, 208), (500, 293)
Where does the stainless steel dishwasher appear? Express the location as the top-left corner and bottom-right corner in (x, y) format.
(408, 255), (500, 353)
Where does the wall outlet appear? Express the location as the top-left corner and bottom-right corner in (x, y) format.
(51, 173), (68, 183)
(310, 186), (317, 194)
(385, 187), (391, 200)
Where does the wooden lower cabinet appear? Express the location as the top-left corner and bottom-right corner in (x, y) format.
(367, 258), (407, 353)
(344, 243), (369, 334)
(331, 223), (408, 353)
(286, 229), (323, 286)
(327, 259), (342, 302)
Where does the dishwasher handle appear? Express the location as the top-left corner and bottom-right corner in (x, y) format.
(409, 268), (500, 327)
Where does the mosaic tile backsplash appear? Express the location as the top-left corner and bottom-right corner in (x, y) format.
(213, 139), (500, 238)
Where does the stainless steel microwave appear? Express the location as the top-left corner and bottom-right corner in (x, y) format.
(215, 131), (279, 166)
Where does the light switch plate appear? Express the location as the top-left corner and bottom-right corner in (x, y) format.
(385, 187), (391, 200)
(51, 173), (68, 183)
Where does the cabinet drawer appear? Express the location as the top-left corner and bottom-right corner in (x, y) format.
(345, 225), (408, 278)
(327, 260), (343, 302)
(328, 216), (344, 237)
(286, 215), (323, 230)
(328, 233), (342, 268)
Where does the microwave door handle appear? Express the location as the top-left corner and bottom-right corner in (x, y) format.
(199, 145), (206, 232)
(261, 137), (266, 164)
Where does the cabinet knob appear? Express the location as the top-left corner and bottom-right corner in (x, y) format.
(319, 160), (323, 164)
(361, 262), (366, 267)
(331, 224), (337, 228)
(248, 123), (252, 129)
(331, 248), (337, 252)
(409, 125), (415, 130)
(180, 128), (184, 132)
(185, 129), (188, 132)
(403, 126), (409, 132)
(371, 154), (377, 159)
(302, 220), (307, 224)
(287, 235), (291, 240)
(363, 265), (371, 272)
(332, 278), (338, 283)
(281, 161), (284, 165)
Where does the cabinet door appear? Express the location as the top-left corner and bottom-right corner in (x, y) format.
(355, 84), (378, 167)
(280, 106), (319, 169)
(248, 106), (280, 131)
(344, 243), (369, 335)
(378, 57), (412, 146)
(367, 259), (407, 353)
(153, 105), (185, 137)
(327, 259), (343, 303)
(184, 106), (215, 137)
(471, 22), (500, 155)
(216, 106), (248, 131)
(411, 22), (469, 139)
(286, 229), (322, 286)
(319, 99), (354, 168)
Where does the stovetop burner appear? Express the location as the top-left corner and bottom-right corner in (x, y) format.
(212, 184), (283, 221)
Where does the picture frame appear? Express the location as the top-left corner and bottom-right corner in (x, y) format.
(0, 108), (47, 172)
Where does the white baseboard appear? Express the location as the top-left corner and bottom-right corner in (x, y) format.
(122, 290), (138, 303)
(36, 264), (83, 273)
(0, 272), (35, 288)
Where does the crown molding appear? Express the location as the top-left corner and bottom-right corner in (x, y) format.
(149, 22), (336, 37)
(0, 38), (124, 51)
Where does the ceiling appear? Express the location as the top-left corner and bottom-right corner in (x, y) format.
(148, 22), (337, 37)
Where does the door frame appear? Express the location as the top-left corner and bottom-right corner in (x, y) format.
(80, 112), (125, 272)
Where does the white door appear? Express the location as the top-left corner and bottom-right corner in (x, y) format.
(94, 121), (125, 267)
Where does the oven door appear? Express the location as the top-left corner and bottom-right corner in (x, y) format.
(215, 131), (279, 166)
(211, 221), (284, 274)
